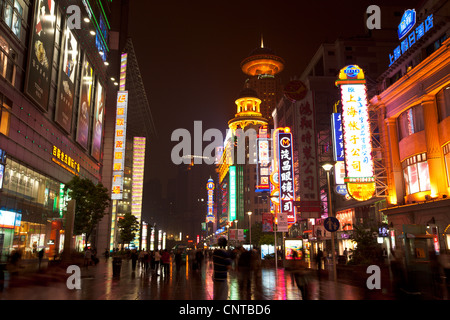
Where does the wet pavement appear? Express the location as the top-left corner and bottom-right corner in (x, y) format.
(0, 256), (399, 300)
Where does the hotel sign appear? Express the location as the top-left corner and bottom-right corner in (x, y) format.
(206, 178), (215, 223)
(112, 91), (128, 199)
(389, 11), (433, 66)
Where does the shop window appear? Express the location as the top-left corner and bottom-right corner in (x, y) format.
(1, 0), (24, 39)
(437, 86), (450, 123)
(0, 35), (16, 84)
(402, 153), (431, 195)
(0, 93), (11, 136)
(443, 143), (450, 186)
(397, 105), (424, 140)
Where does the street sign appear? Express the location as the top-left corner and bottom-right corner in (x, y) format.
(324, 217), (340, 232)
(277, 212), (289, 232)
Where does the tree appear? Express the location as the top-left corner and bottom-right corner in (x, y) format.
(63, 176), (111, 243)
(348, 224), (383, 265)
(118, 212), (139, 247)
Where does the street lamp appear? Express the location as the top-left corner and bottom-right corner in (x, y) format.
(320, 160), (337, 282)
(247, 211), (252, 248)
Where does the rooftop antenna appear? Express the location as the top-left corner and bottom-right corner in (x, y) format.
(261, 34), (264, 48)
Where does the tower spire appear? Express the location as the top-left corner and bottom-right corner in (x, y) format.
(260, 34), (264, 48)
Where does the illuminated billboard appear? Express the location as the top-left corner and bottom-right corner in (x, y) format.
(277, 129), (296, 224)
(336, 65), (375, 201)
(229, 166), (237, 222)
(256, 126), (270, 192)
(132, 137), (146, 248)
(111, 91), (129, 199)
(206, 178), (215, 223)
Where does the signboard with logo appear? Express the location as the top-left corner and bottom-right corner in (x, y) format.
(389, 10), (433, 66)
(229, 166), (237, 222)
(276, 212), (289, 232)
(111, 91), (128, 199)
(256, 126), (270, 192)
(277, 130), (296, 224)
(283, 80), (307, 102)
(336, 65), (375, 202)
(331, 113), (344, 162)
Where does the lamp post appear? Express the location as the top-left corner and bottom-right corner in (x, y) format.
(247, 211), (252, 248)
(321, 161), (337, 282)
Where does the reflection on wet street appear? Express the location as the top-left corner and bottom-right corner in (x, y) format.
(0, 256), (403, 300)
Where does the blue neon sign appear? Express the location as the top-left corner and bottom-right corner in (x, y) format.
(389, 14), (433, 66)
(331, 113), (344, 162)
(398, 9), (416, 39)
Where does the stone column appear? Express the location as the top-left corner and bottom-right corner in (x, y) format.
(422, 96), (448, 197)
(385, 118), (404, 205)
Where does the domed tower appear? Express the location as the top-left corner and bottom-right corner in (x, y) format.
(240, 36), (285, 122)
(228, 86), (268, 132)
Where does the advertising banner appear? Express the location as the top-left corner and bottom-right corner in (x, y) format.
(55, 25), (79, 132)
(262, 212), (273, 232)
(76, 55), (93, 149)
(277, 212), (288, 232)
(25, 0), (56, 110)
(111, 91), (128, 199)
(91, 80), (106, 161)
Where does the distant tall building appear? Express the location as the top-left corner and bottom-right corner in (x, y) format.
(241, 37), (285, 123)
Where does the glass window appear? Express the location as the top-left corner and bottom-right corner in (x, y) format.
(437, 86), (450, 122)
(402, 153), (431, 195)
(0, 94), (11, 136)
(398, 105), (424, 140)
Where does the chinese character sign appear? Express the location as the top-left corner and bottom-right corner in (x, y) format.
(257, 126), (271, 191)
(331, 113), (344, 162)
(112, 91), (128, 199)
(336, 65), (375, 201)
(206, 178), (215, 223)
(277, 131), (296, 224)
(297, 90), (320, 218)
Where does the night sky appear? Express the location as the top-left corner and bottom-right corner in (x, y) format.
(127, 0), (415, 197)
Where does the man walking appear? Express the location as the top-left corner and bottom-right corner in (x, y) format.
(213, 237), (231, 300)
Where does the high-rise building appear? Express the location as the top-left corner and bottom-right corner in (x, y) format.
(0, 0), (113, 260)
(240, 37), (285, 123)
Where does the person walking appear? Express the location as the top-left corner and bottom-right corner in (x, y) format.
(175, 249), (182, 274)
(131, 249), (138, 272)
(195, 249), (204, 271)
(161, 249), (171, 277)
(154, 250), (161, 275)
(237, 247), (252, 296)
(84, 248), (92, 268)
(213, 237), (232, 300)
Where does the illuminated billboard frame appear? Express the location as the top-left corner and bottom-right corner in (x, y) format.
(206, 178), (215, 223)
(336, 65), (375, 201)
(111, 91), (129, 199)
(277, 128), (296, 224)
(229, 166), (237, 222)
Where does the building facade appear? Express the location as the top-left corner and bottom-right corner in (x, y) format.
(370, 0), (450, 260)
(0, 0), (113, 261)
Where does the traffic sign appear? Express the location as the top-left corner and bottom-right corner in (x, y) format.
(324, 217), (340, 232)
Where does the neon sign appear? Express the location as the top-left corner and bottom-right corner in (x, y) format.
(52, 146), (80, 175)
(331, 113), (344, 162)
(206, 178), (215, 223)
(111, 91), (128, 199)
(336, 65), (375, 201)
(256, 126), (270, 191)
(389, 13), (433, 66)
(398, 9), (416, 39)
(277, 129), (296, 224)
(229, 166), (237, 222)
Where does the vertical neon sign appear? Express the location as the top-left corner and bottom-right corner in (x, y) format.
(336, 65), (375, 201)
(206, 178), (215, 223)
(229, 166), (237, 222)
(277, 128), (296, 224)
(132, 137), (146, 248)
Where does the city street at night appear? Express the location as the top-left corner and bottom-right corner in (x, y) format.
(0, 0), (450, 314)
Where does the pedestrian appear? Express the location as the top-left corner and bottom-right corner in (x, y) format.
(195, 249), (204, 271)
(131, 249), (138, 272)
(343, 248), (348, 262)
(38, 248), (44, 270)
(316, 248), (323, 276)
(104, 249), (110, 261)
(175, 249), (182, 274)
(213, 237), (232, 300)
(161, 249), (171, 277)
(237, 247), (252, 295)
(84, 247), (92, 268)
(138, 250), (145, 269)
(154, 250), (161, 275)
(144, 250), (150, 273)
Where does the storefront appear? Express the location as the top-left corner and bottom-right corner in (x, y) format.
(0, 157), (66, 261)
